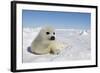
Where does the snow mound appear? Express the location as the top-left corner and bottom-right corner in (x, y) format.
(79, 30), (88, 35)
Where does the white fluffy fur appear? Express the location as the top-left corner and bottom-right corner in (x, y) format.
(31, 26), (67, 55)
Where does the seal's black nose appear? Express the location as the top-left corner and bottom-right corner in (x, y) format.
(50, 36), (55, 40)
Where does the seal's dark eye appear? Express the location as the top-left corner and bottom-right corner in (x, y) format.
(46, 32), (50, 35)
(53, 32), (55, 35)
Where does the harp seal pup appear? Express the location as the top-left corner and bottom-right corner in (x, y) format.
(31, 26), (66, 55)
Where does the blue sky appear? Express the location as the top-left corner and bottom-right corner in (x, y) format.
(22, 10), (91, 29)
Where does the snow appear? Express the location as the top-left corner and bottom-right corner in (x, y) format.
(23, 27), (91, 63)
(79, 30), (88, 35)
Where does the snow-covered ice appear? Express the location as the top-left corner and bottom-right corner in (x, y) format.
(23, 27), (91, 63)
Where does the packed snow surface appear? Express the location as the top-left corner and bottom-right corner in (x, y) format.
(23, 27), (91, 63)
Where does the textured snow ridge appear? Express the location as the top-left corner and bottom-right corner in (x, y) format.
(23, 27), (91, 63)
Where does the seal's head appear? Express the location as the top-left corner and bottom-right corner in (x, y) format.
(39, 26), (56, 41)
